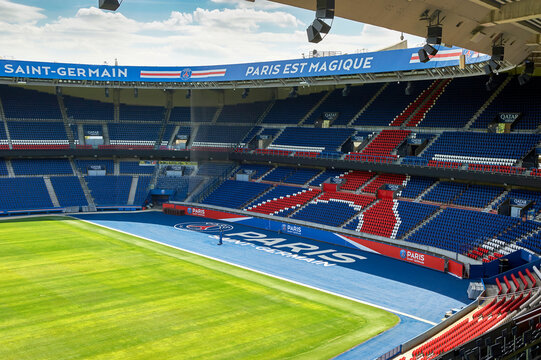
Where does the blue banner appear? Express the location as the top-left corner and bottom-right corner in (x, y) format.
(0, 46), (489, 83)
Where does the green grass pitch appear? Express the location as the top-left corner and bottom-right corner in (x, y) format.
(0, 216), (398, 359)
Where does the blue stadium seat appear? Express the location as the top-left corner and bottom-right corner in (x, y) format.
(119, 161), (156, 174)
(262, 91), (326, 124)
(268, 127), (354, 152)
(201, 180), (271, 208)
(64, 95), (114, 121)
(400, 176), (436, 199)
(50, 176), (88, 207)
(85, 176), (133, 206)
(0, 85), (62, 119)
(11, 159), (73, 175)
(0, 177), (54, 210)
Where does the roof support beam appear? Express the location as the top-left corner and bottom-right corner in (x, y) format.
(481, 0), (541, 26)
(468, 0), (500, 11)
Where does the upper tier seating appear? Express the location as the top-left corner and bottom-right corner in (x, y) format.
(169, 106), (191, 122)
(260, 128), (281, 137)
(0, 86), (62, 119)
(308, 169), (344, 187)
(0, 177), (54, 210)
(236, 164), (273, 179)
(362, 173), (407, 194)
(406, 207), (520, 254)
(240, 126), (261, 146)
(304, 84), (381, 126)
(50, 176), (88, 207)
(422, 181), (468, 204)
(192, 125), (252, 148)
(262, 91), (325, 124)
(119, 161), (156, 174)
(11, 159), (73, 175)
(399, 176), (436, 199)
(418, 76), (503, 128)
(216, 102), (269, 124)
(119, 104), (164, 122)
(452, 185), (504, 209)
(352, 80), (431, 126)
(518, 229), (541, 254)
(422, 132), (541, 165)
(76, 159), (114, 174)
(85, 176), (133, 206)
(339, 171), (375, 191)
(64, 96), (114, 121)
(201, 180), (271, 209)
(108, 123), (161, 146)
(268, 127), (354, 152)
(472, 76), (541, 130)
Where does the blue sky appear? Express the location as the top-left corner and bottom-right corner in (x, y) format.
(0, 0), (422, 65)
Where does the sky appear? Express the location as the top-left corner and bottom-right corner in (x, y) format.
(0, 0), (424, 66)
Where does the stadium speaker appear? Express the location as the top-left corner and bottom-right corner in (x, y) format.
(342, 84), (350, 97)
(491, 45), (504, 62)
(316, 0), (335, 19)
(241, 88), (250, 99)
(405, 82), (412, 95)
(312, 18), (331, 34)
(307, 24), (323, 43)
(423, 44), (438, 56)
(426, 25), (442, 45)
(418, 49), (430, 63)
(99, 0), (121, 11)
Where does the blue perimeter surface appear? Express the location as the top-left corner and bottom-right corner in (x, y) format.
(73, 211), (473, 360)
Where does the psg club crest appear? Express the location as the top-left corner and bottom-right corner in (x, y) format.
(181, 68), (192, 80)
(400, 249), (407, 259)
(174, 222), (234, 233)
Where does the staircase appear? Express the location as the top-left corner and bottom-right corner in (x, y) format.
(70, 158), (96, 210)
(465, 75), (512, 129)
(401, 207), (445, 239)
(405, 79), (451, 127)
(485, 190), (509, 212)
(416, 133), (441, 158)
(0, 98), (12, 149)
(127, 176), (139, 205)
(390, 79), (440, 126)
(156, 105), (172, 147)
(57, 94), (74, 146)
(298, 90), (332, 126)
(43, 176), (61, 207)
(414, 180), (440, 202)
(256, 100), (275, 125)
(347, 83), (388, 127)
(186, 125), (200, 148)
(211, 105), (224, 124)
(5, 159), (15, 177)
(102, 124), (110, 145)
(113, 160), (120, 176)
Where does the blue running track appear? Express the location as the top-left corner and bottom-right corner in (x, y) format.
(74, 211), (473, 359)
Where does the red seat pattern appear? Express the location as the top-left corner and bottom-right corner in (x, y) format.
(359, 129), (410, 157)
(362, 173), (406, 193)
(428, 160), (462, 169)
(531, 168), (541, 176)
(254, 149), (292, 156)
(344, 153), (397, 163)
(318, 192), (375, 207)
(98, 145), (154, 150)
(247, 188), (321, 215)
(339, 171), (375, 191)
(294, 151), (320, 158)
(390, 80), (440, 126)
(359, 199), (396, 238)
(468, 164), (526, 174)
(11, 144), (70, 150)
(406, 79), (450, 127)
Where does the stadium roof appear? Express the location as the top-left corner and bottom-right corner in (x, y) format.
(271, 0), (541, 66)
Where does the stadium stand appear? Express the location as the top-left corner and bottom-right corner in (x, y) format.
(192, 125), (251, 148)
(291, 198), (360, 228)
(201, 180), (271, 209)
(282, 168), (321, 185)
(168, 106), (191, 123)
(108, 123), (161, 146)
(399, 176), (437, 199)
(267, 127), (354, 153)
(421, 181), (469, 204)
(76, 159), (114, 175)
(134, 176), (151, 205)
(246, 187), (321, 216)
(0, 86), (62, 119)
(63, 95), (114, 121)
(11, 159), (73, 175)
(472, 76), (541, 130)
(0, 160), (8, 176)
(308, 169), (344, 187)
(452, 185), (504, 208)
(339, 170), (375, 191)
(262, 166), (297, 182)
(349, 129), (410, 162)
(262, 91), (325, 124)
(216, 102), (269, 124)
(119, 161), (156, 175)
(351, 80), (431, 126)
(361, 173), (406, 193)
(50, 176), (88, 207)
(85, 176), (133, 206)
(235, 164), (273, 179)
(119, 104), (164, 122)
(0, 177), (54, 210)
(493, 189), (541, 215)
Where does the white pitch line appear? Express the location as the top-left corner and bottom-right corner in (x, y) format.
(73, 217), (437, 326)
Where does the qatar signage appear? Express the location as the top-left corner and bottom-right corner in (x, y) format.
(0, 47), (489, 83)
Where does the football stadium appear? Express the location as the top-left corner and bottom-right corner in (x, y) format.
(1, 0), (541, 359)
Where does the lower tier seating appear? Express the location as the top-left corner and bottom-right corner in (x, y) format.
(201, 180), (271, 209)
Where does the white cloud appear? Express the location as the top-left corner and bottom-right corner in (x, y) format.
(0, 0), (423, 66)
(0, 0), (45, 24)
